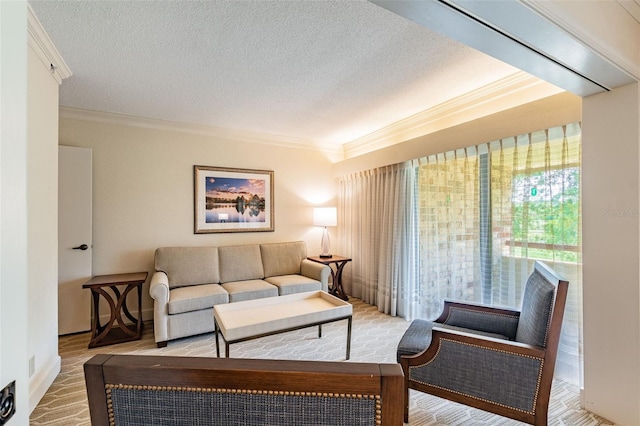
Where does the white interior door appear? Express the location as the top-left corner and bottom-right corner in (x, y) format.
(58, 145), (92, 335)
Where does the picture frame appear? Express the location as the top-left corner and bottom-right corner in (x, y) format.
(194, 166), (274, 234)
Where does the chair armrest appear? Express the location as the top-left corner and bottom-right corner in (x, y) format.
(435, 300), (520, 339)
(149, 271), (169, 304)
(300, 259), (330, 292)
(401, 327), (545, 414)
(402, 326), (544, 365)
(436, 300), (521, 321)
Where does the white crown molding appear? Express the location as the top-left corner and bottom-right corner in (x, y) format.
(59, 107), (345, 161)
(27, 5), (72, 85)
(343, 71), (563, 159)
(60, 72), (560, 163)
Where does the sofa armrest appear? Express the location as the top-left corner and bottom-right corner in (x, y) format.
(149, 271), (170, 344)
(149, 271), (169, 303)
(301, 259), (330, 292)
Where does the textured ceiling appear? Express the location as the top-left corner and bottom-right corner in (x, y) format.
(29, 0), (520, 146)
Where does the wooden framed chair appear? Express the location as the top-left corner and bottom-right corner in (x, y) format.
(397, 261), (569, 425)
(84, 354), (404, 426)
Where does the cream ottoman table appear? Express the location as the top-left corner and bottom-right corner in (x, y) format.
(213, 291), (353, 359)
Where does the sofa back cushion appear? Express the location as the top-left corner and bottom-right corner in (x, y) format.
(218, 244), (264, 283)
(260, 241), (307, 278)
(155, 247), (219, 289)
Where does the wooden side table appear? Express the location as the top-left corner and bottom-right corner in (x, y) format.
(82, 272), (148, 348)
(307, 255), (352, 301)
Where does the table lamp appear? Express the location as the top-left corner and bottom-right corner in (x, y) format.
(313, 207), (337, 258)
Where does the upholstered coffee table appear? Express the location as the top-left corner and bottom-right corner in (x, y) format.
(213, 291), (353, 359)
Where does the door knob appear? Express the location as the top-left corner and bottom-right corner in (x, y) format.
(72, 244), (89, 251)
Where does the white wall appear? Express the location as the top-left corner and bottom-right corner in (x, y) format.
(582, 82), (640, 425)
(0, 2), (30, 424)
(27, 45), (62, 411)
(58, 117), (336, 319)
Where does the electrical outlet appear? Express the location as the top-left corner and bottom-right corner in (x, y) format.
(29, 356), (35, 378)
(0, 381), (16, 425)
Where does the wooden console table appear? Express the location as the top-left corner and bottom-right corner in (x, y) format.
(83, 272), (147, 348)
(307, 255), (351, 301)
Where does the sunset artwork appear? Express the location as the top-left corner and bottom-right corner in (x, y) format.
(204, 177), (266, 223)
(194, 166), (274, 233)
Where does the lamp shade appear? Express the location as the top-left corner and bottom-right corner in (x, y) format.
(313, 207), (337, 227)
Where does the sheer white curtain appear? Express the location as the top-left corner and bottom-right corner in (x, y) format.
(415, 148), (482, 320)
(337, 162), (418, 317)
(337, 123), (582, 385)
(413, 123), (582, 385)
(490, 123), (582, 384)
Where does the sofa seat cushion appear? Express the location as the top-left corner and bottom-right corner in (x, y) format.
(221, 280), (278, 303)
(265, 275), (322, 296)
(169, 284), (229, 315)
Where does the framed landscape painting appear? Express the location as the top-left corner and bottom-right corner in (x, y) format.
(194, 166), (274, 234)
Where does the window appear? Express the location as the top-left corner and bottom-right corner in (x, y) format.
(337, 123), (582, 385)
(507, 166), (580, 262)
(416, 123), (582, 384)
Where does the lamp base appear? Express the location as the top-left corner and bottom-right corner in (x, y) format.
(319, 227), (332, 259)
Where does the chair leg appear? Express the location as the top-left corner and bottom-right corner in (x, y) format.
(404, 381), (409, 423)
(400, 357), (410, 423)
(533, 409), (548, 426)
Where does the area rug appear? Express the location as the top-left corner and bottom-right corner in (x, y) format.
(30, 298), (612, 425)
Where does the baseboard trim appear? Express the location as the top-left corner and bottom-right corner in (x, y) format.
(29, 354), (61, 414)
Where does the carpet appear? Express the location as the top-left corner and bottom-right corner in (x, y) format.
(30, 298), (613, 425)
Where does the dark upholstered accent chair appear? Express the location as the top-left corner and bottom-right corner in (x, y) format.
(397, 261), (569, 426)
(84, 354), (404, 426)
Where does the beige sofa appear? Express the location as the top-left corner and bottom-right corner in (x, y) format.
(149, 241), (330, 347)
